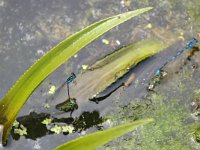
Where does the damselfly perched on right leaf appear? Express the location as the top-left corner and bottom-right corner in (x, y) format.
(148, 38), (198, 91)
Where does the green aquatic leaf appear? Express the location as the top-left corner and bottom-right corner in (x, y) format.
(68, 38), (169, 103)
(54, 118), (154, 150)
(0, 7), (153, 145)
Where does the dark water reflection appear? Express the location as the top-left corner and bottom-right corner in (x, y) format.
(11, 111), (104, 141)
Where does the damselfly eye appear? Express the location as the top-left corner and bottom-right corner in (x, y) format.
(187, 38), (198, 48)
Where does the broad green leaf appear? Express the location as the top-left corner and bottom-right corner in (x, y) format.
(0, 7), (153, 145)
(54, 118), (154, 150)
(68, 38), (169, 103)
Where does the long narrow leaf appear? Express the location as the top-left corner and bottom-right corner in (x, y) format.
(54, 118), (154, 150)
(0, 7), (153, 144)
(68, 38), (168, 103)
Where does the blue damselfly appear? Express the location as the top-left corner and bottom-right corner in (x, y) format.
(155, 38), (198, 76)
(148, 38), (198, 91)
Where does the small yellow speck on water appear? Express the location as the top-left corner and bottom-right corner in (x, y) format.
(105, 119), (113, 126)
(50, 125), (62, 134)
(62, 125), (74, 133)
(116, 40), (121, 45)
(82, 64), (88, 70)
(14, 128), (27, 136)
(42, 118), (52, 125)
(14, 124), (27, 136)
(145, 23), (152, 29)
(44, 103), (50, 109)
(48, 85), (56, 94)
(13, 120), (19, 127)
(178, 32), (184, 41)
(102, 39), (110, 45)
(178, 35), (184, 41)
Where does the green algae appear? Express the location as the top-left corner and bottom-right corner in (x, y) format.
(132, 96), (193, 150)
(101, 88), (198, 149)
(187, 0), (200, 25)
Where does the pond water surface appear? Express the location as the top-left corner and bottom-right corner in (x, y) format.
(0, 0), (200, 149)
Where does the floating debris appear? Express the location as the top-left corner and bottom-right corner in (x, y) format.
(43, 103), (50, 109)
(14, 124), (27, 136)
(12, 120), (24, 135)
(48, 85), (56, 94)
(74, 54), (78, 58)
(120, 0), (125, 7)
(33, 140), (41, 150)
(50, 125), (62, 134)
(102, 39), (110, 45)
(82, 64), (88, 70)
(145, 23), (152, 29)
(36, 49), (45, 56)
(12, 120), (19, 128)
(178, 32), (185, 41)
(41, 118), (52, 125)
(62, 125), (74, 133)
(115, 40), (121, 45)
(49, 124), (74, 134)
(120, 0), (131, 7)
(123, 74), (135, 87)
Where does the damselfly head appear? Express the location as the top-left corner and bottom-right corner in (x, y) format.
(66, 72), (76, 85)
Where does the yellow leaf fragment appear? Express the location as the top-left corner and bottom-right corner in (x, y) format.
(48, 85), (56, 94)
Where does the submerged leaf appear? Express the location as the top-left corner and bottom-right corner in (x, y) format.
(54, 118), (154, 150)
(0, 7), (153, 144)
(66, 38), (170, 103)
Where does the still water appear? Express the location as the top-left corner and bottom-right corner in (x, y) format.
(0, 0), (200, 149)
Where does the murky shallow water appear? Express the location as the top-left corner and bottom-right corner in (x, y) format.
(0, 0), (200, 149)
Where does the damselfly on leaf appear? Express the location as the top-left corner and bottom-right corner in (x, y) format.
(52, 38), (171, 106)
(154, 38), (198, 76)
(46, 73), (76, 103)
